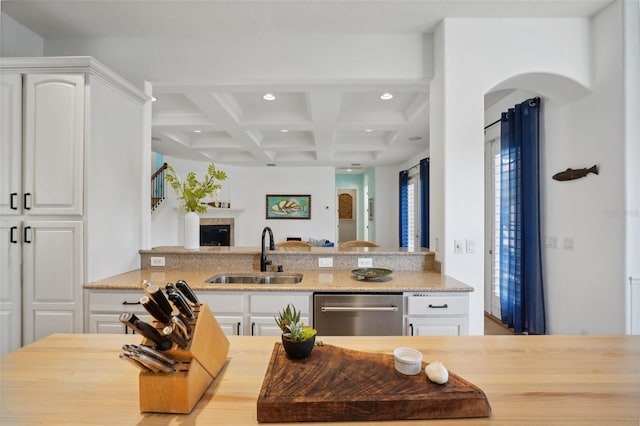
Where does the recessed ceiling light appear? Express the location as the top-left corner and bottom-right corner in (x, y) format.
(365, 129), (373, 133)
(346, 168), (353, 172)
(263, 93), (276, 101)
(151, 96), (157, 102)
(280, 129), (288, 133)
(193, 130), (202, 133)
(380, 93), (394, 100)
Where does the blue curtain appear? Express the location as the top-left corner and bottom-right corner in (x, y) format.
(419, 158), (430, 248)
(499, 97), (546, 335)
(399, 170), (409, 247)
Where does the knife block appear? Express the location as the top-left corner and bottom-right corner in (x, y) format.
(138, 302), (229, 414)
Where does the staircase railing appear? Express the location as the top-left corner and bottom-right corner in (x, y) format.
(151, 162), (168, 212)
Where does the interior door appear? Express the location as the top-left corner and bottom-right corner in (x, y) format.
(337, 189), (357, 242)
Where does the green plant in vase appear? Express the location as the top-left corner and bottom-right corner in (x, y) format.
(275, 304), (317, 359)
(165, 163), (227, 214)
(165, 163), (227, 250)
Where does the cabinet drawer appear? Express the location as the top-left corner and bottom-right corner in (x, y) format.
(250, 293), (311, 314)
(406, 295), (468, 316)
(88, 290), (146, 312)
(198, 293), (244, 314)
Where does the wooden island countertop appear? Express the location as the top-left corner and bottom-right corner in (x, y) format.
(1, 334), (639, 425)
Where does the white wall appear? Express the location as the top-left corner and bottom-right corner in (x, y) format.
(623, 0), (640, 334)
(86, 75), (146, 281)
(433, 5), (630, 335)
(153, 158), (336, 247)
(43, 34), (429, 88)
(0, 12), (44, 57)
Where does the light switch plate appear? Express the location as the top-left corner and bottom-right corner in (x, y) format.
(358, 258), (373, 267)
(150, 256), (165, 267)
(454, 239), (464, 254)
(318, 257), (333, 267)
(465, 239), (475, 253)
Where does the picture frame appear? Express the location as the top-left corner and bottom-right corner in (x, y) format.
(368, 197), (374, 221)
(266, 194), (311, 220)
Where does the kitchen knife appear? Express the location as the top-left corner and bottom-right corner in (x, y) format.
(147, 284), (174, 318)
(133, 319), (173, 351)
(161, 325), (188, 349)
(140, 295), (171, 325)
(175, 279), (200, 306)
(123, 344), (177, 366)
(131, 352), (175, 374)
(171, 315), (190, 339)
(119, 352), (152, 372)
(166, 287), (195, 320)
(141, 279), (154, 298)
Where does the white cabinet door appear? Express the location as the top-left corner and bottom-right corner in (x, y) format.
(0, 74), (22, 216)
(23, 74), (84, 215)
(250, 315), (310, 337)
(215, 315), (244, 336)
(22, 221), (83, 344)
(0, 220), (22, 355)
(406, 317), (468, 336)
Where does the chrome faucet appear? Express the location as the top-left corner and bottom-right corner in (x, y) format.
(260, 226), (275, 272)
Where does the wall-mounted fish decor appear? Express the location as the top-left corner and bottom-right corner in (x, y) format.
(552, 165), (598, 181)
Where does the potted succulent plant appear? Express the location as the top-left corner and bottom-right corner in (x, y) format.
(165, 163), (227, 250)
(275, 304), (317, 359)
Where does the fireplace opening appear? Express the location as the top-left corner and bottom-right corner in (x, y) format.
(200, 225), (231, 246)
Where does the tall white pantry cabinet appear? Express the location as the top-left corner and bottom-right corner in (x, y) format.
(0, 57), (149, 355)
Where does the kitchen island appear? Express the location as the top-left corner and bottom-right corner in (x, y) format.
(1, 334), (638, 424)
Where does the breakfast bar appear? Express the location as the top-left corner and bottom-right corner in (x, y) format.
(1, 334), (638, 424)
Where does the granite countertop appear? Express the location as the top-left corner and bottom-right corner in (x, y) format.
(85, 269), (473, 293)
(140, 246), (434, 255)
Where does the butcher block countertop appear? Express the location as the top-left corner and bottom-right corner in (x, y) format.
(85, 269), (472, 293)
(1, 334), (639, 425)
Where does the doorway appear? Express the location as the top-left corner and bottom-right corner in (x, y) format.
(337, 188), (357, 243)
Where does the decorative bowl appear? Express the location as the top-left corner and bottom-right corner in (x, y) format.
(351, 268), (393, 280)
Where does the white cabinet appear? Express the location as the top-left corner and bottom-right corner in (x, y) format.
(404, 292), (469, 336)
(0, 220), (21, 355)
(199, 293), (245, 336)
(85, 289), (151, 334)
(249, 293), (311, 336)
(1, 58), (149, 353)
(198, 291), (312, 336)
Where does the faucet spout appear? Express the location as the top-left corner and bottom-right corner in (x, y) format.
(260, 226), (275, 272)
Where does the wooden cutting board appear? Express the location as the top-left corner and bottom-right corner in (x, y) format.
(257, 343), (491, 423)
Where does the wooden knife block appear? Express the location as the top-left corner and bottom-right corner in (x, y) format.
(138, 302), (229, 414)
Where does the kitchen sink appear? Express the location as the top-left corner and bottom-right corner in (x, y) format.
(206, 273), (303, 285)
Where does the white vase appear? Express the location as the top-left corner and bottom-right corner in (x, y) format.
(184, 211), (200, 250)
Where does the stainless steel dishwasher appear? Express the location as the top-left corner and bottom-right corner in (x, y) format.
(313, 293), (403, 336)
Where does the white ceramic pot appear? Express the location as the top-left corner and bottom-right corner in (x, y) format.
(184, 211), (200, 250)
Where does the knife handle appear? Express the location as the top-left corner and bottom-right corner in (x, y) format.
(140, 296), (171, 325)
(175, 280), (199, 305)
(167, 288), (195, 320)
(162, 325), (188, 349)
(147, 284), (174, 317)
(134, 320), (173, 351)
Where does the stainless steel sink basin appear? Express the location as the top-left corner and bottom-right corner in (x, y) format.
(206, 273), (303, 284)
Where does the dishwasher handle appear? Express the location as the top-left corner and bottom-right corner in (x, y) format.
(320, 305), (399, 313)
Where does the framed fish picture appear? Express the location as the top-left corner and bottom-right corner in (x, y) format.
(266, 194), (311, 219)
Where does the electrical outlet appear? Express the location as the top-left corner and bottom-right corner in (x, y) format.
(150, 256), (165, 267)
(358, 258), (373, 267)
(318, 257), (333, 267)
(454, 239), (464, 254)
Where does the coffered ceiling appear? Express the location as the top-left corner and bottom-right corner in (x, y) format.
(2, 0), (611, 168)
